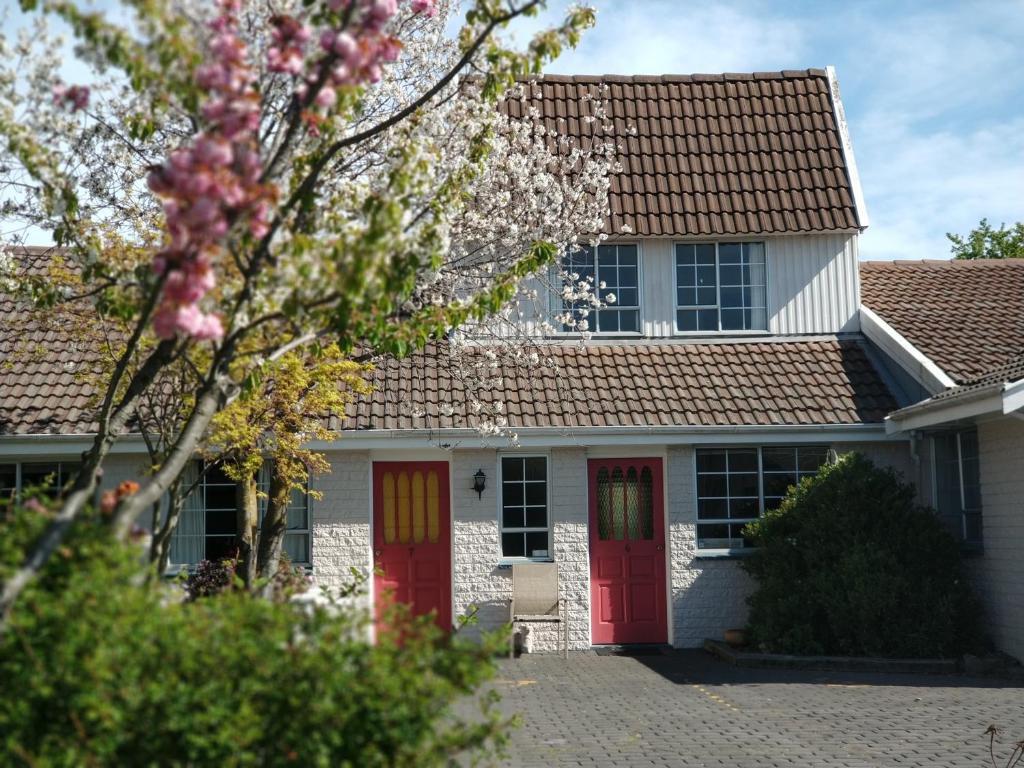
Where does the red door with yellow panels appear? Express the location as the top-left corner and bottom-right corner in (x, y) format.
(588, 458), (667, 644)
(373, 462), (451, 630)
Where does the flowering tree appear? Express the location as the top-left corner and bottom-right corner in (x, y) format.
(0, 0), (613, 620)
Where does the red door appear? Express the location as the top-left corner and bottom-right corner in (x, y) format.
(589, 458), (667, 645)
(373, 462), (451, 630)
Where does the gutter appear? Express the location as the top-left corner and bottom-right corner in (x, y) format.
(886, 377), (1024, 434)
(0, 423), (899, 455)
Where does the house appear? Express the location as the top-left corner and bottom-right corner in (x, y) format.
(1, 68), (1020, 657)
(860, 259), (1024, 661)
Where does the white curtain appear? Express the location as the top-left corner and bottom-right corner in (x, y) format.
(169, 462), (205, 565)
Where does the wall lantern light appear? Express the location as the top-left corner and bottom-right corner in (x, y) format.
(472, 469), (487, 499)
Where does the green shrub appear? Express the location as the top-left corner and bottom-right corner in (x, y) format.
(741, 452), (981, 658)
(0, 505), (509, 767)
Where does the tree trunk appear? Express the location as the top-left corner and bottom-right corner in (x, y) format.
(256, 465), (290, 593)
(236, 471), (259, 589)
(150, 479), (185, 574)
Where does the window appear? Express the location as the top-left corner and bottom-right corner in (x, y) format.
(0, 461), (80, 512)
(676, 242), (767, 332)
(696, 446), (828, 550)
(934, 430), (982, 545)
(170, 461), (312, 567)
(561, 244), (640, 333)
(500, 456), (550, 559)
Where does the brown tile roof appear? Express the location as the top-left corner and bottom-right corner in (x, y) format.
(344, 339), (895, 431)
(508, 70), (861, 237)
(860, 259), (1024, 383)
(0, 248), (107, 435)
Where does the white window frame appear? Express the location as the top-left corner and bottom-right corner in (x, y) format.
(0, 460), (80, 503)
(694, 445), (829, 553)
(555, 242), (643, 336)
(931, 430), (982, 546)
(169, 460), (313, 568)
(497, 453), (552, 561)
(674, 241), (769, 335)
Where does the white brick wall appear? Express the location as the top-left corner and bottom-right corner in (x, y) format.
(449, 448), (591, 652)
(667, 446), (753, 647)
(310, 451), (371, 603)
(974, 418), (1024, 661)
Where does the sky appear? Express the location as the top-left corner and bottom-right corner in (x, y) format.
(4, 0), (1023, 259)
(509, 0), (1024, 261)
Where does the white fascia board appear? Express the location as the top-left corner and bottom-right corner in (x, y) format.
(0, 424), (899, 459)
(304, 423), (897, 451)
(0, 434), (147, 457)
(1002, 378), (1024, 414)
(860, 305), (956, 393)
(885, 391), (1004, 434)
(826, 65), (870, 230)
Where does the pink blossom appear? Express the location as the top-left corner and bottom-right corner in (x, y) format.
(315, 86), (337, 108)
(410, 0), (438, 18)
(52, 83), (90, 112)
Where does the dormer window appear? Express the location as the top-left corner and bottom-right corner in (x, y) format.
(675, 242), (767, 332)
(561, 244), (640, 333)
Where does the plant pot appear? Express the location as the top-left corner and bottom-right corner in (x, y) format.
(723, 629), (746, 648)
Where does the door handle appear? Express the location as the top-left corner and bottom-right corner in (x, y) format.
(656, 545), (664, 552)
(374, 549), (381, 558)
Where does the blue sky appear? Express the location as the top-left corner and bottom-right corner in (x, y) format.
(6, 0), (1023, 259)
(513, 0), (1024, 261)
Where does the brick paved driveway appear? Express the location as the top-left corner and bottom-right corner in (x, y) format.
(485, 650), (1024, 767)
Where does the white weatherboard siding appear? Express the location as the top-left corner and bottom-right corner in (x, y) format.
(515, 233), (861, 339)
(767, 234), (860, 335)
(667, 445), (754, 647)
(973, 418), (1024, 661)
(635, 235), (861, 338)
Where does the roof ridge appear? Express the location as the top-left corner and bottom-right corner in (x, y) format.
(861, 259), (1024, 268)
(535, 69), (828, 84)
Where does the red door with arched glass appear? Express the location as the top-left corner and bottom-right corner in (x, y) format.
(588, 458), (667, 644)
(373, 462), (451, 630)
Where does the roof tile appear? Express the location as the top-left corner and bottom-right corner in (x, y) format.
(503, 70), (860, 237)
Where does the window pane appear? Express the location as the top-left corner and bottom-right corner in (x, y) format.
(503, 482), (524, 507)
(524, 482), (546, 506)
(21, 464), (59, 496)
(727, 450), (758, 473)
(697, 473), (728, 498)
(284, 533), (309, 564)
(206, 536), (236, 562)
(720, 308), (746, 330)
(502, 532), (525, 558)
(206, 508), (236, 536)
(525, 506), (547, 528)
(762, 448), (797, 472)
(618, 310), (640, 333)
(525, 531), (549, 559)
(718, 243), (742, 263)
(502, 457), (523, 481)
(597, 310), (619, 332)
(696, 523), (733, 549)
(523, 457), (546, 481)
(729, 497), (759, 520)
(697, 497), (728, 520)
(798, 447), (829, 473)
(677, 309), (697, 331)
(502, 506), (525, 529)
(696, 450), (727, 473)
(763, 473), (797, 499)
(205, 484), (235, 511)
(695, 244), (716, 264)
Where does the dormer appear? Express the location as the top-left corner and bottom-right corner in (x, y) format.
(511, 68), (869, 338)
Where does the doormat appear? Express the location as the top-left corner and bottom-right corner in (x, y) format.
(593, 645), (672, 657)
